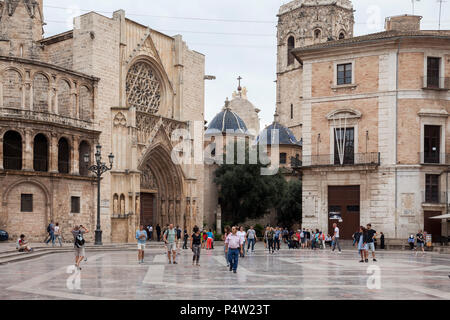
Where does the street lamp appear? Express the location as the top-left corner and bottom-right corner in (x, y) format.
(84, 145), (114, 245)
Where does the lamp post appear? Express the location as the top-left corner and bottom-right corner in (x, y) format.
(84, 144), (114, 245)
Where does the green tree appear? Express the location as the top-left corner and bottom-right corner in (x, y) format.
(214, 145), (287, 225)
(277, 179), (302, 228)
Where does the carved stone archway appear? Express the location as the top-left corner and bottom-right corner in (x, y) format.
(139, 144), (184, 229)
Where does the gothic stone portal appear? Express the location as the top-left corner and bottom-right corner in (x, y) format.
(140, 145), (184, 232)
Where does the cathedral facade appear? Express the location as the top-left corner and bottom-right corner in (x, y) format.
(0, 0), (205, 242)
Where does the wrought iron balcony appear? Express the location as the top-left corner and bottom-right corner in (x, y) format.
(419, 153), (450, 165)
(421, 76), (450, 90)
(422, 191), (448, 205)
(292, 152), (380, 168)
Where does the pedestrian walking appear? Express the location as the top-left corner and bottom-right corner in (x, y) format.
(72, 225), (89, 270)
(264, 226), (269, 249)
(147, 225), (153, 241)
(246, 226), (256, 253)
(225, 226), (244, 274)
(416, 230), (425, 253)
(237, 226), (247, 257)
(366, 224), (377, 262)
(267, 227), (275, 254)
(54, 222), (63, 247)
(183, 228), (189, 249)
(45, 221), (55, 247)
(222, 226), (231, 267)
(191, 226), (202, 266)
(206, 229), (214, 250)
(331, 223), (342, 253)
(356, 226), (368, 263)
(156, 224), (161, 242)
(136, 224), (148, 264)
(380, 232), (385, 250)
(163, 224), (178, 264)
(274, 227), (281, 251)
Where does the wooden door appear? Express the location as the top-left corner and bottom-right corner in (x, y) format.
(140, 193), (154, 228)
(424, 211), (442, 242)
(328, 186), (360, 239)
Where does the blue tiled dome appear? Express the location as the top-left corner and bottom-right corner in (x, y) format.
(257, 122), (302, 146)
(205, 108), (249, 136)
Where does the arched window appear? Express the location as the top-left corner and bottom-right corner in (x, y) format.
(314, 29), (321, 40)
(339, 32), (345, 40)
(79, 141), (91, 176)
(58, 137), (70, 174)
(113, 194), (119, 214)
(3, 130), (22, 170)
(3, 69), (22, 109)
(126, 61), (162, 114)
(287, 36), (295, 66)
(33, 134), (48, 172)
(57, 80), (71, 117)
(33, 73), (49, 113)
(79, 86), (93, 121)
(120, 194), (126, 215)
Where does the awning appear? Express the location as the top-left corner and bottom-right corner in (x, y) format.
(429, 214), (450, 219)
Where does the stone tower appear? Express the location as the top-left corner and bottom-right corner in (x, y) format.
(276, 0), (354, 137)
(0, 0), (44, 59)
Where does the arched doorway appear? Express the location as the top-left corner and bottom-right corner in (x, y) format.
(139, 145), (184, 230)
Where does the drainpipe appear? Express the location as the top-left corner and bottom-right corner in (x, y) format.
(394, 38), (401, 239)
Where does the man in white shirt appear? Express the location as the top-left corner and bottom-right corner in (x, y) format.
(236, 226), (247, 258)
(332, 223), (342, 253)
(225, 226), (244, 273)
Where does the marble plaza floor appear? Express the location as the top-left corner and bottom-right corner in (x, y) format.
(0, 243), (449, 300)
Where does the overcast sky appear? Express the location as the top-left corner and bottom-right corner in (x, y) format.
(43, 0), (449, 129)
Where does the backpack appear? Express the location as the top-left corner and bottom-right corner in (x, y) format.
(75, 231), (85, 248)
(47, 224), (52, 233)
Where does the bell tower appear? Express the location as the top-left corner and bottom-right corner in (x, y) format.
(275, 0), (354, 139)
(0, 0), (44, 59)
(277, 0), (354, 74)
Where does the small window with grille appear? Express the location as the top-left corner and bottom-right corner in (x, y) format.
(21, 194), (33, 212)
(71, 196), (80, 214)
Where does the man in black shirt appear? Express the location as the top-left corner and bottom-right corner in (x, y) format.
(416, 230), (425, 253)
(156, 224), (161, 242)
(366, 224), (377, 262)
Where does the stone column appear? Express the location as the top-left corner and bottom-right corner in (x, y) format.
(23, 129), (33, 171)
(72, 136), (79, 175)
(0, 134), (3, 170)
(49, 133), (58, 173)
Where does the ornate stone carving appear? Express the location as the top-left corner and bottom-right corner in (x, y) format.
(140, 167), (157, 190)
(126, 62), (161, 114)
(23, 0), (38, 18)
(113, 112), (127, 127)
(6, 0), (20, 16)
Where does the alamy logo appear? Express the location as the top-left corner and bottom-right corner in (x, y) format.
(170, 122), (281, 176)
(366, 265), (381, 290)
(66, 265), (81, 290)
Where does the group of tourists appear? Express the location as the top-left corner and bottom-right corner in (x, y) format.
(407, 230), (426, 253)
(44, 221), (64, 247)
(353, 223), (377, 263)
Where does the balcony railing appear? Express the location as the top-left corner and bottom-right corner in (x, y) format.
(294, 152), (380, 168)
(422, 191), (448, 205)
(421, 76), (450, 90)
(419, 153), (450, 165)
